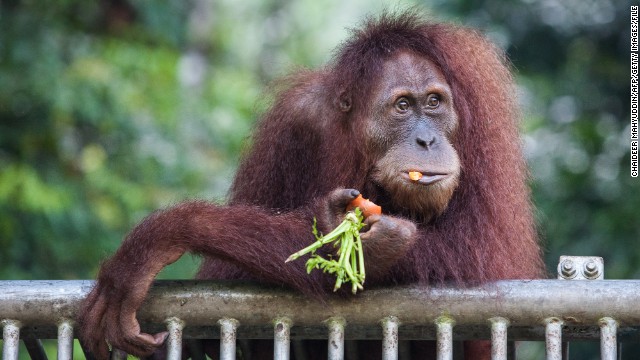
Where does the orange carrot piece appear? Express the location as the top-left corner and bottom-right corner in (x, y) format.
(346, 194), (382, 218)
(408, 171), (423, 181)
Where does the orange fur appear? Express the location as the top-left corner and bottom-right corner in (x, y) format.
(79, 11), (545, 360)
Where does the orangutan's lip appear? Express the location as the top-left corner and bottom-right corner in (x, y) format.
(401, 171), (450, 185)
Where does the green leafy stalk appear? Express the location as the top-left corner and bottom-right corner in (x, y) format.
(285, 217), (356, 263)
(286, 209), (367, 294)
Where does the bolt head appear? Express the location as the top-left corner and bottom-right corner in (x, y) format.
(560, 259), (576, 278)
(583, 261), (600, 278)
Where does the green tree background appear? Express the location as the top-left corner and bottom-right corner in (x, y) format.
(0, 0), (637, 358)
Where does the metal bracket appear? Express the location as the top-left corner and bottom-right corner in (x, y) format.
(557, 256), (604, 280)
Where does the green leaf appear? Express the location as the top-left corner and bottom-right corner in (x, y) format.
(286, 210), (367, 294)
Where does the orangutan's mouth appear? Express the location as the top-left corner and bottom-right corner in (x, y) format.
(402, 171), (450, 185)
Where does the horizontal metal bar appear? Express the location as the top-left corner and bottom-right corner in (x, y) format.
(1, 280), (640, 341)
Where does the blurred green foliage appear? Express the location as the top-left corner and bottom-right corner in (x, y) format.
(0, 0), (637, 358)
(0, 0), (636, 284)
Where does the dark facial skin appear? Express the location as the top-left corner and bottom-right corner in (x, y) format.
(366, 51), (461, 220)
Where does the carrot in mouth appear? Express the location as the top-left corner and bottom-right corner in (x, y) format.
(408, 171), (423, 181)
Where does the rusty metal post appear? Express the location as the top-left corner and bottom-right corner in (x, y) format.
(219, 318), (239, 360)
(545, 318), (563, 360)
(2, 320), (21, 360)
(436, 316), (455, 360)
(489, 317), (509, 360)
(599, 317), (617, 360)
(57, 320), (74, 360)
(166, 317), (185, 360)
(327, 317), (346, 360)
(274, 318), (291, 360)
(381, 316), (399, 360)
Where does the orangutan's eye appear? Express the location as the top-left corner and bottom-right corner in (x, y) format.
(395, 97), (410, 113)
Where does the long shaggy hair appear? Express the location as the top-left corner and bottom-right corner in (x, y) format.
(79, 11), (546, 360)
(225, 11), (545, 288)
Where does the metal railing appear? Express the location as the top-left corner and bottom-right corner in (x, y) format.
(1, 277), (640, 359)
